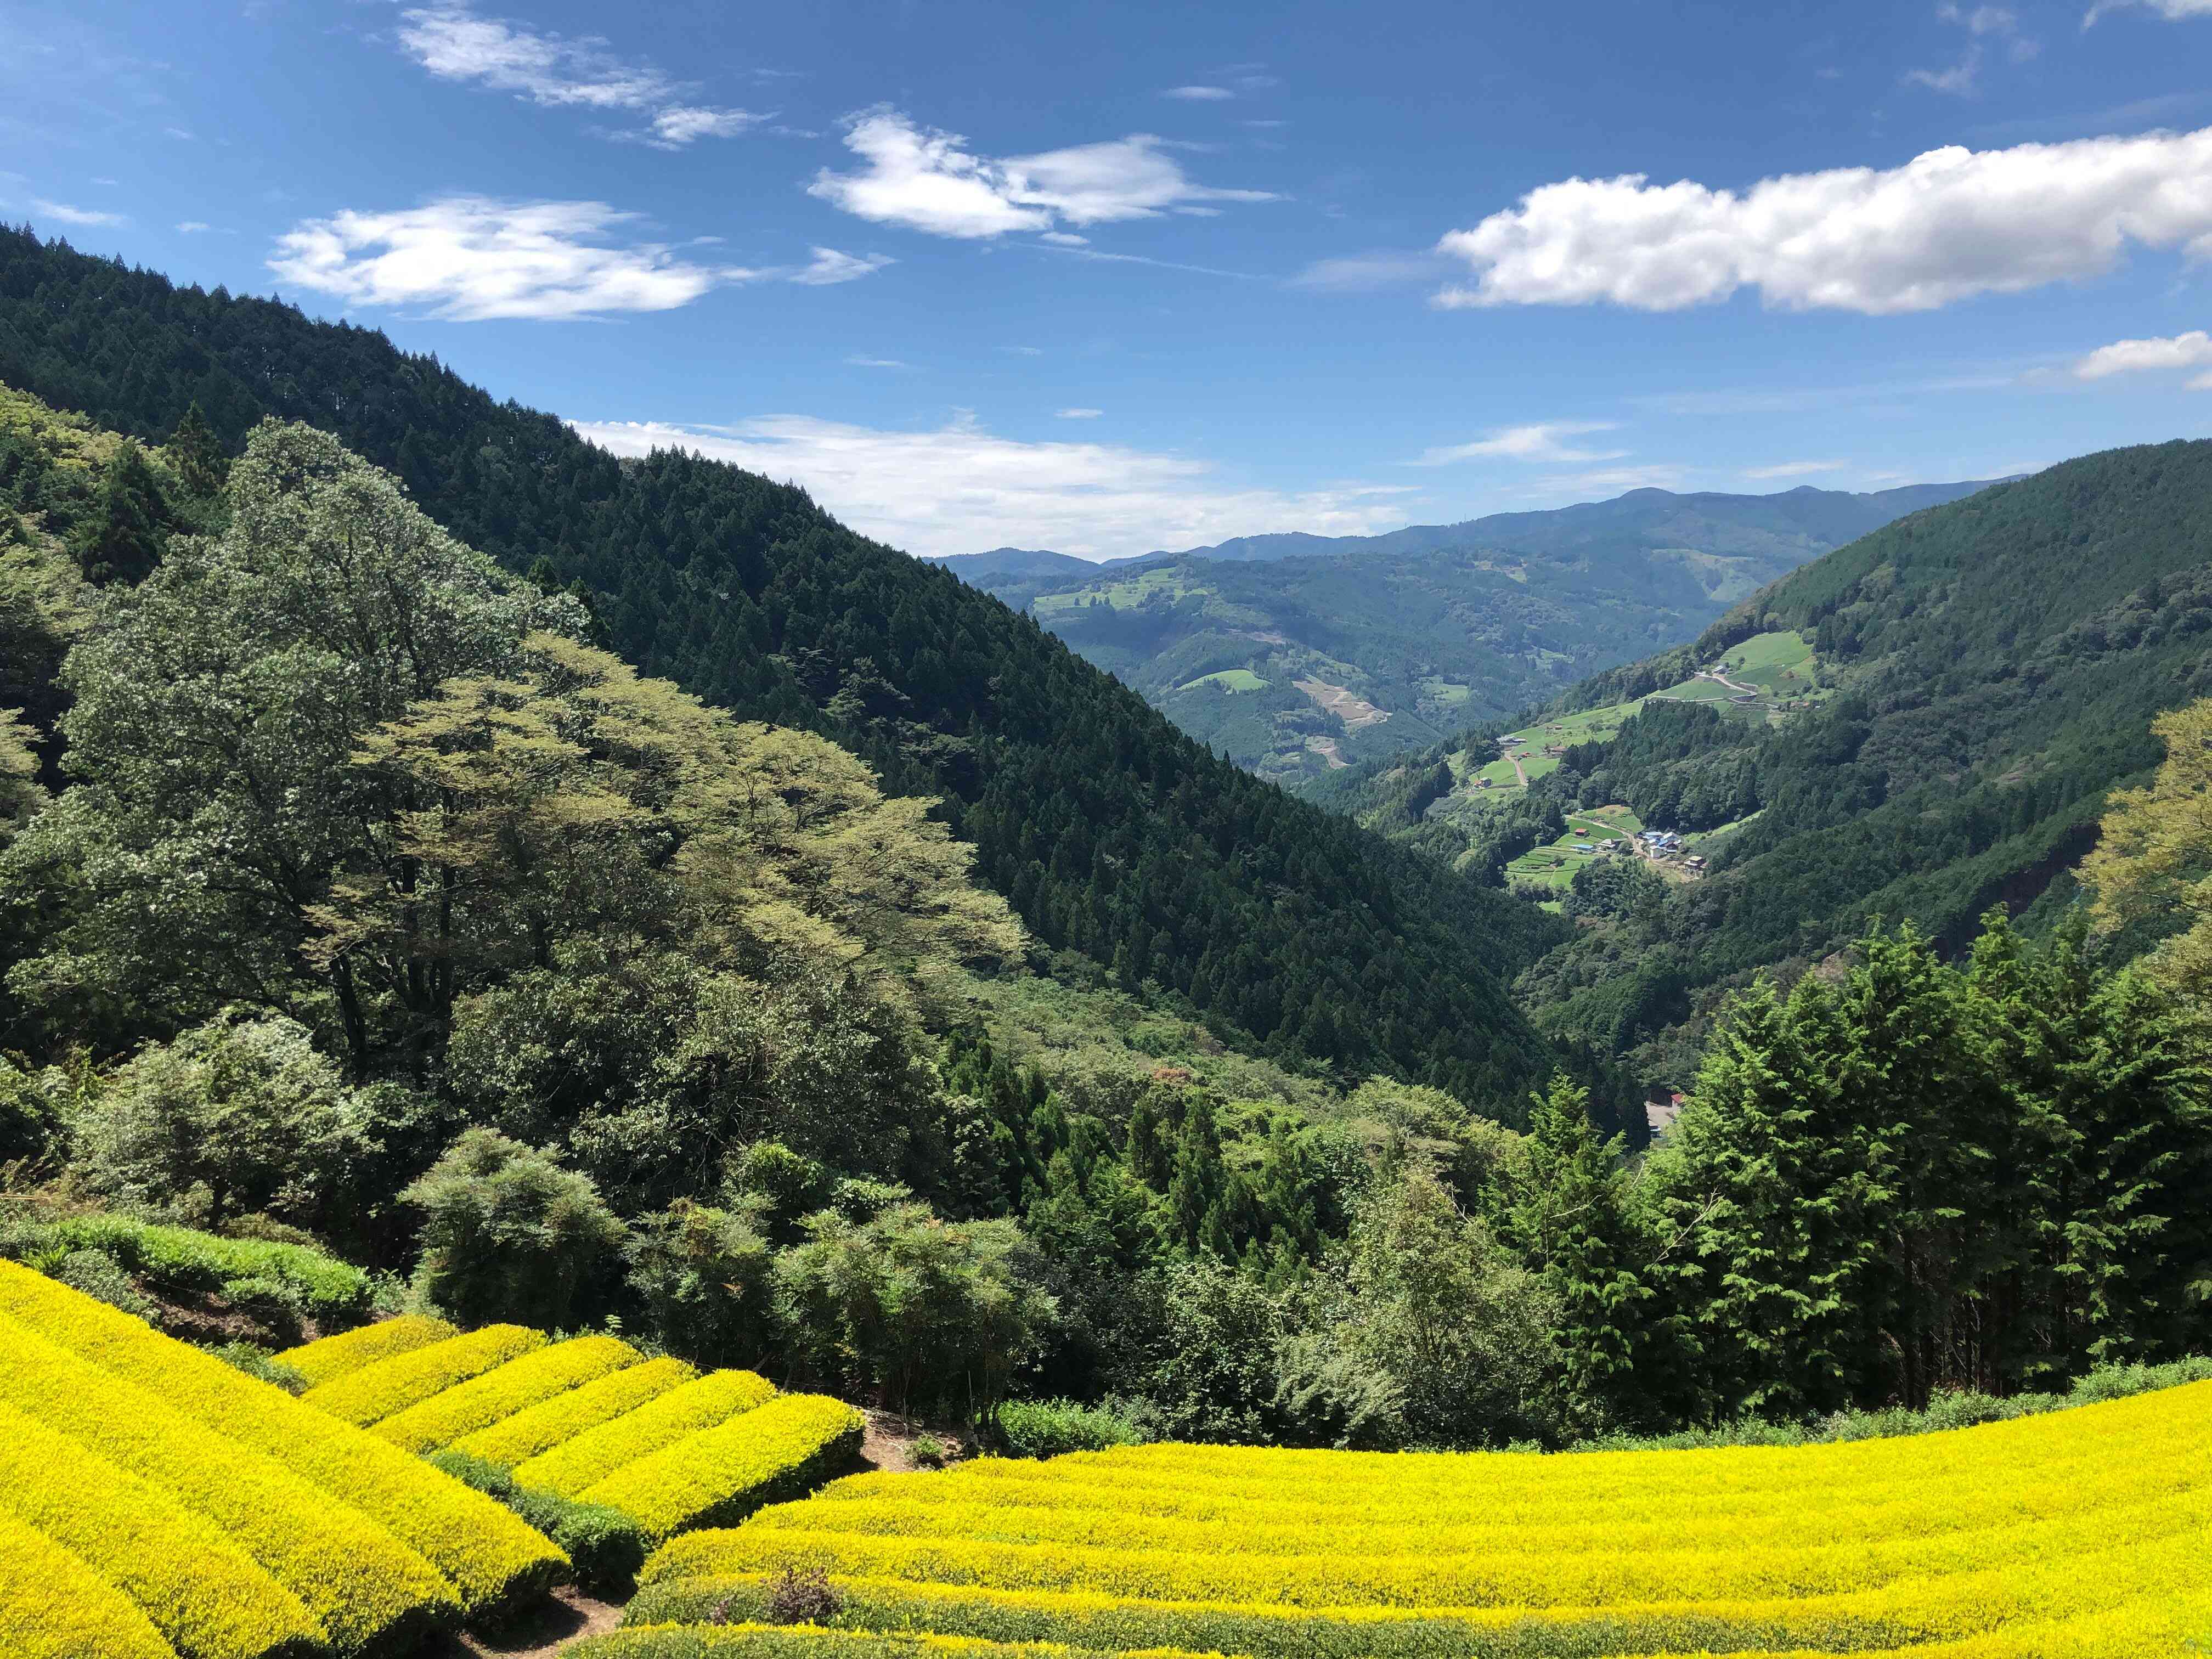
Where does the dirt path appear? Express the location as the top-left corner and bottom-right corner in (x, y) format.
(1701, 668), (1759, 696)
(1509, 753), (1528, 787)
(428, 1589), (623, 1659)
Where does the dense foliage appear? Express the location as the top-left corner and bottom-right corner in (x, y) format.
(0, 224), (1561, 1107)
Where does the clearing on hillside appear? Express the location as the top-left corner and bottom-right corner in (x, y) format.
(1294, 677), (1392, 729)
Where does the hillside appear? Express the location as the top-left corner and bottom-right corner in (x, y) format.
(1337, 439), (2212, 1076)
(0, 225), (1564, 1109)
(938, 481), (1997, 788)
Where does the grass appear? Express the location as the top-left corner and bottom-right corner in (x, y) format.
(1176, 669), (1267, 693)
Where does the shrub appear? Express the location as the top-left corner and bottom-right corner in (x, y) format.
(277, 1314), (458, 1387)
(427, 1450), (648, 1596)
(992, 1399), (1144, 1459)
(49, 1245), (152, 1316)
(452, 1355), (696, 1470)
(401, 1128), (627, 1329)
(578, 1392), (865, 1542)
(910, 1434), (956, 1470)
(211, 1341), (309, 1395)
(29, 1214), (373, 1325)
(777, 1201), (1054, 1419)
(303, 1324), (548, 1427)
(0, 1259), (566, 1617)
(68, 1012), (363, 1227)
(513, 1368), (775, 1499)
(766, 1566), (844, 1624)
(625, 1199), (777, 1367)
(371, 1333), (642, 1453)
(0, 1506), (176, 1659)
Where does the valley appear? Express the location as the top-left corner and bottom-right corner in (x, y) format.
(941, 488), (1990, 790)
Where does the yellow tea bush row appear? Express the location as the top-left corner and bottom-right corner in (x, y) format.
(577, 1592), (2212, 1659)
(371, 1335), (644, 1454)
(846, 1387), (2212, 1534)
(574, 1622), (1148, 1659)
(811, 1420), (2179, 1531)
(629, 1521), (2212, 1659)
(644, 1481), (2212, 1612)
(0, 1401), (324, 1659)
(0, 1311), (455, 1654)
(453, 1356), (697, 1470)
(0, 1261), (566, 1617)
(303, 1325), (547, 1427)
(278, 1318), (457, 1388)
(581, 1393), (866, 1542)
(0, 1508), (178, 1659)
(623, 1572), (1910, 1659)
(515, 1368), (777, 1499)
(771, 1446), (2203, 1561)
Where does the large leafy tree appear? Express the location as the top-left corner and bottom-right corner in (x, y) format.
(4, 420), (578, 1062)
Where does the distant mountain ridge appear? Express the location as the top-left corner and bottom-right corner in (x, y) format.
(934, 479), (2007, 789)
(938, 480), (2008, 575)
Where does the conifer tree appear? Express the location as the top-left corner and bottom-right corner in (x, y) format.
(1516, 1074), (1662, 1432)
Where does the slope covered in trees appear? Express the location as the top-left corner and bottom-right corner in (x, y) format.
(0, 225), (1562, 1107)
(1334, 440), (2212, 1077)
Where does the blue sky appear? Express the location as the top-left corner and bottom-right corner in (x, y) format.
(9, 0), (2212, 558)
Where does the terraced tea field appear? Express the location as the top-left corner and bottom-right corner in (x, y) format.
(588, 1379), (2212, 1659)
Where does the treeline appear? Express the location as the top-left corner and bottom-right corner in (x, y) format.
(0, 225), (1565, 1110)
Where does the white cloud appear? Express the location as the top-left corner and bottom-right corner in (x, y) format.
(1040, 231), (1090, 246)
(33, 199), (127, 228)
(1942, 3), (2018, 30)
(1412, 422), (1628, 465)
(2074, 329), (2212, 382)
(808, 109), (1277, 240)
(397, 6), (763, 147)
(175, 220), (212, 233)
(1290, 250), (1447, 291)
(399, 6), (670, 106)
(569, 414), (1413, 560)
(646, 106), (769, 148)
(1905, 46), (1984, 95)
(845, 355), (910, 369)
(2085, 0), (2212, 21)
(1163, 85), (1235, 100)
(269, 196), (756, 320)
(1435, 125), (2212, 314)
(789, 246), (894, 285)
(1056, 408), (1103, 419)
(1741, 459), (1850, 478)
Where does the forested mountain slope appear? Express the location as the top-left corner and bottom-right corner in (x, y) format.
(1337, 440), (2212, 1077)
(0, 226), (1564, 1107)
(940, 481), (1997, 789)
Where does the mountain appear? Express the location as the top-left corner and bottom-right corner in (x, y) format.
(932, 546), (1108, 610)
(1333, 439), (2212, 1081)
(1121, 481), (2006, 568)
(0, 225), (1572, 1113)
(943, 481), (2001, 789)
